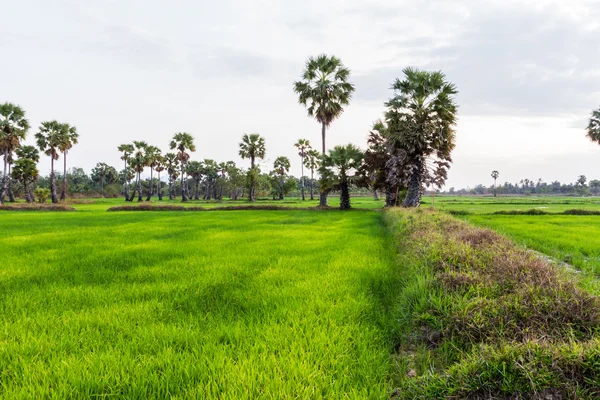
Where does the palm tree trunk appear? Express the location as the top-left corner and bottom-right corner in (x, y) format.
(0, 150), (8, 204)
(301, 157), (305, 201)
(181, 164), (187, 202)
(124, 158), (130, 201)
(137, 173), (143, 202)
(385, 185), (398, 207)
(340, 179), (351, 210)
(373, 190), (379, 200)
(158, 171), (163, 200)
(196, 179), (201, 200)
(146, 169), (153, 201)
(7, 162), (15, 202)
(169, 176), (173, 200)
(402, 169), (422, 208)
(101, 179), (104, 198)
(319, 121), (328, 207)
(494, 178), (497, 197)
(24, 181), (31, 203)
(279, 177), (284, 200)
(50, 157), (58, 204)
(310, 168), (314, 200)
(60, 151), (67, 201)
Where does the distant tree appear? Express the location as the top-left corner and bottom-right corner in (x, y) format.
(201, 159), (219, 200)
(154, 154), (165, 200)
(0, 103), (30, 204)
(575, 175), (588, 195)
(129, 141), (148, 201)
(91, 162), (117, 197)
(164, 152), (179, 200)
(491, 170), (499, 197)
(186, 160), (204, 200)
(144, 145), (161, 201)
(304, 149), (320, 201)
(294, 139), (311, 201)
(321, 144), (363, 210)
(11, 145), (39, 203)
(384, 68), (458, 207)
(35, 121), (63, 203)
(239, 133), (266, 202)
(589, 179), (600, 195)
(118, 143), (134, 201)
(273, 156), (291, 200)
(170, 133), (196, 202)
(57, 123), (78, 200)
(294, 54), (355, 206)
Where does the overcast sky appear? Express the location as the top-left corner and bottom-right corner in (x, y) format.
(2, 0), (600, 188)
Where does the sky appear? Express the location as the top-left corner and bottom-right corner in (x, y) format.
(2, 0), (600, 189)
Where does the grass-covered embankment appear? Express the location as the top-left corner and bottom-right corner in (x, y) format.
(386, 209), (600, 399)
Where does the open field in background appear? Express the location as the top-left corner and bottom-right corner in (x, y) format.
(0, 209), (402, 398)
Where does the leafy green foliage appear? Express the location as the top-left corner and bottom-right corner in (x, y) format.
(320, 144), (363, 210)
(586, 106), (600, 143)
(33, 187), (51, 203)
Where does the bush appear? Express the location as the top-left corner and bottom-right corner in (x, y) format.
(33, 188), (51, 203)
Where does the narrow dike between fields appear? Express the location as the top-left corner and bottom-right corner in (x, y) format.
(384, 208), (600, 399)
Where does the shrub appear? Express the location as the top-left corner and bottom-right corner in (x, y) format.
(33, 188), (51, 203)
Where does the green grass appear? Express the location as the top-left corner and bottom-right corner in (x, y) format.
(0, 209), (401, 398)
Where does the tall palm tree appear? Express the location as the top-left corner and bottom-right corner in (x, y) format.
(294, 139), (311, 201)
(304, 149), (320, 201)
(491, 170), (500, 197)
(294, 54), (355, 206)
(6, 152), (15, 202)
(586, 106), (600, 143)
(385, 68), (458, 207)
(170, 132), (196, 202)
(118, 143), (134, 201)
(154, 154), (165, 201)
(12, 145), (39, 203)
(238, 133), (266, 202)
(164, 152), (179, 200)
(273, 156), (291, 200)
(186, 160), (204, 200)
(35, 120), (63, 203)
(129, 141), (148, 202)
(321, 144), (363, 210)
(57, 123), (78, 201)
(144, 145), (161, 201)
(0, 103), (30, 204)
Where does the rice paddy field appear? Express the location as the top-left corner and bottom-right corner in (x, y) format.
(2, 194), (600, 397)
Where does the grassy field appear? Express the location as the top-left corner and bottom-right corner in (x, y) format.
(0, 208), (403, 398)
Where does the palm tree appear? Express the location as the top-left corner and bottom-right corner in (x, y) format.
(273, 156), (291, 200)
(294, 139), (311, 201)
(239, 133), (266, 202)
(186, 160), (204, 200)
(129, 141), (148, 202)
(0, 103), (30, 204)
(491, 170), (500, 197)
(385, 68), (458, 207)
(57, 123), (78, 201)
(294, 54), (355, 206)
(118, 143), (134, 201)
(6, 152), (15, 202)
(170, 133), (196, 202)
(164, 152), (179, 200)
(586, 106), (600, 143)
(304, 149), (320, 201)
(12, 145), (39, 203)
(144, 145), (161, 201)
(321, 144), (363, 210)
(154, 154), (165, 200)
(35, 121), (63, 203)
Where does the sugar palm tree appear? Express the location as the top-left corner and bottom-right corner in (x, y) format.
(586, 106), (600, 143)
(118, 143), (134, 201)
(239, 133), (266, 202)
(491, 170), (500, 197)
(57, 123), (78, 201)
(170, 132), (196, 202)
(304, 149), (320, 201)
(0, 103), (30, 204)
(294, 54), (355, 206)
(154, 154), (165, 200)
(385, 68), (458, 207)
(6, 152), (15, 202)
(35, 120), (63, 203)
(129, 141), (148, 201)
(164, 152), (179, 200)
(320, 144), (363, 210)
(186, 160), (204, 200)
(144, 145), (161, 201)
(294, 139), (311, 201)
(273, 156), (291, 200)
(12, 145), (39, 203)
